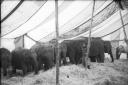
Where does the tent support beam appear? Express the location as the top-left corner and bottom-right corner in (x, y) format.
(55, 0), (60, 85)
(25, 34), (39, 43)
(84, 0), (95, 68)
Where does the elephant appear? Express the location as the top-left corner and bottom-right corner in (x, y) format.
(90, 37), (105, 62)
(116, 45), (128, 59)
(103, 41), (114, 62)
(0, 48), (12, 76)
(62, 38), (88, 64)
(11, 47), (38, 76)
(59, 42), (67, 65)
(30, 44), (55, 71)
(62, 37), (105, 64)
(50, 39), (67, 66)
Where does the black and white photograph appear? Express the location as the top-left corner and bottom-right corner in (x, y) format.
(1, 0), (128, 85)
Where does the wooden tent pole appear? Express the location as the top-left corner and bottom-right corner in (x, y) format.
(55, 0), (60, 85)
(119, 9), (128, 43)
(85, 0), (95, 68)
(23, 35), (24, 48)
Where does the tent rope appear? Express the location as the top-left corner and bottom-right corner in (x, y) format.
(67, 0), (113, 32)
(1, 0), (47, 38)
(101, 22), (128, 38)
(20, 0), (68, 40)
(1, 0), (24, 23)
(39, 0), (113, 41)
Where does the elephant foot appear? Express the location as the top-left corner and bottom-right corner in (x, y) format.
(12, 68), (16, 74)
(3, 68), (7, 76)
(63, 61), (67, 66)
(22, 65), (27, 76)
(3, 72), (7, 76)
(111, 60), (114, 63)
(34, 68), (39, 75)
(34, 71), (38, 75)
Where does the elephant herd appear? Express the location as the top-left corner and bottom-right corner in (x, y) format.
(1, 37), (122, 77)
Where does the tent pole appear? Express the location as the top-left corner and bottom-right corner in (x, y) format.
(55, 0), (59, 85)
(85, 0), (95, 68)
(23, 35), (24, 48)
(119, 9), (128, 43)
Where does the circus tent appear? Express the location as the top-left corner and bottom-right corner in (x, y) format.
(1, 0), (128, 51)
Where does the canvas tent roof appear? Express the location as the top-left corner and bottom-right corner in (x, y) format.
(1, 0), (128, 51)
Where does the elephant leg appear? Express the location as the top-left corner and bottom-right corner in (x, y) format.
(22, 64), (27, 76)
(31, 59), (38, 74)
(90, 56), (96, 62)
(29, 64), (34, 73)
(110, 52), (114, 62)
(27, 64), (31, 72)
(116, 48), (121, 60)
(3, 67), (7, 76)
(119, 53), (121, 59)
(63, 58), (67, 65)
(49, 60), (54, 69)
(34, 63), (39, 74)
(116, 53), (118, 59)
(78, 57), (82, 64)
(99, 53), (105, 63)
(38, 59), (42, 70)
(59, 52), (62, 66)
(69, 52), (76, 64)
(75, 54), (81, 65)
(44, 59), (53, 71)
(96, 56), (100, 62)
(12, 66), (16, 74)
(44, 64), (47, 70)
(82, 57), (85, 66)
(117, 52), (121, 59)
(44, 62), (49, 71)
(62, 53), (67, 65)
(58, 53), (62, 66)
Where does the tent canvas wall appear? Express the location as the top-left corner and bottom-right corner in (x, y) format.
(1, 0), (128, 51)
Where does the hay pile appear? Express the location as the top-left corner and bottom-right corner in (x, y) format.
(1, 59), (128, 85)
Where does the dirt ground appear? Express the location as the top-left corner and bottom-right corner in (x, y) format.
(1, 59), (128, 85)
